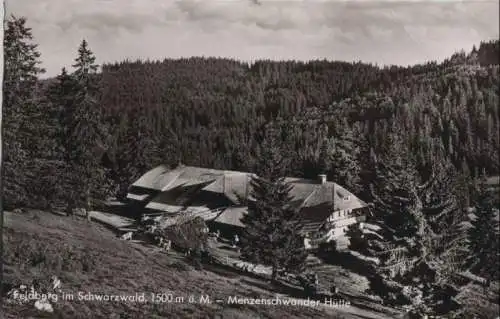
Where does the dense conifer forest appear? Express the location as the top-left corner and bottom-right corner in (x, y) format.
(4, 15), (499, 204)
(38, 39), (500, 203)
(3, 16), (499, 316)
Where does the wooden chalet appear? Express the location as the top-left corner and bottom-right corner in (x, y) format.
(126, 165), (370, 249)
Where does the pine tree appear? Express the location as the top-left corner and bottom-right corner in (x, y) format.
(415, 162), (469, 315)
(113, 109), (161, 199)
(73, 39), (99, 80)
(468, 174), (499, 283)
(357, 136), (378, 200)
(2, 15), (45, 208)
(111, 116), (134, 200)
(48, 68), (79, 158)
(328, 119), (361, 194)
(241, 127), (307, 281)
(364, 134), (467, 314)
(63, 40), (110, 212)
(367, 134), (423, 280)
(38, 68), (83, 207)
(420, 148), (463, 233)
(317, 137), (331, 175)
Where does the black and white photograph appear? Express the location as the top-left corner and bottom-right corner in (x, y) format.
(1, 0), (499, 318)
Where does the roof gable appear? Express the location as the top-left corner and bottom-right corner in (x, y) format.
(130, 165), (367, 211)
(213, 207), (247, 228)
(132, 165), (171, 190)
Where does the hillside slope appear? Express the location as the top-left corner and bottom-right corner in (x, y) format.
(2, 211), (398, 319)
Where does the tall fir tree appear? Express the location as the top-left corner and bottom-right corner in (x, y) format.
(363, 134), (467, 315)
(112, 108), (162, 199)
(317, 118), (362, 194)
(317, 137), (331, 175)
(2, 15), (45, 208)
(468, 174), (499, 283)
(48, 68), (79, 158)
(331, 119), (361, 194)
(367, 134), (423, 280)
(37, 68), (82, 208)
(416, 160), (469, 315)
(241, 126), (307, 281)
(63, 39), (110, 212)
(357, 135), (378, 201)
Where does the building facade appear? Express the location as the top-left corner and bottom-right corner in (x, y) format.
(127, 165), (370, 249)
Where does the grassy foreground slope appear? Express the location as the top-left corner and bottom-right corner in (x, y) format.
(2, 210), (348, 319)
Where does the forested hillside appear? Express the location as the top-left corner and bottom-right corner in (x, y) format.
(97, 40), (499, 200)
(3, 15), (498, 208)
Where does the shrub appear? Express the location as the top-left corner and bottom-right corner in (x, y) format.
(4, 230), (98, 276)
(317, 240), (337, 263)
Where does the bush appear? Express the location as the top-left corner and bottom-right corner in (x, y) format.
(4, 230), (98, 276)
(316, 240), (337, 263)
(163, 216), (209, 252)
(346, 224), (367, 252)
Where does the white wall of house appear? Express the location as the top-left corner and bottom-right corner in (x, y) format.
(300, 207), (367, 249)
(323, 226), (349, 241)
(329, 216), (359, 229)
(304, 237), (312, 250)
(324, 209), (367, 242)
(326, 207), (367, 222)
(326, 209), (352, 222)
(324, 209), (361, 236)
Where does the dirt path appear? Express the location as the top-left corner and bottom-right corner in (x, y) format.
(89, 210), (136, 230)
(127, 238), (402, 319)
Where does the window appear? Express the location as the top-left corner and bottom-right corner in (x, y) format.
(343, 196), (350, 201)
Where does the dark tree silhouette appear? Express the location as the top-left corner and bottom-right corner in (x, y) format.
(241, 127), (307, 281)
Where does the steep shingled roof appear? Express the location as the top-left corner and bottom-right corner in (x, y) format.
(130, 165), (368, 214)
(213, 207), (248, 228)
(211, 206), (329, 232)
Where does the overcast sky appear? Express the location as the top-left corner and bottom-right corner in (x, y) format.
(6, 0), (500, 78)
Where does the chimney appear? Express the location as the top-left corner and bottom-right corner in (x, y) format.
(223, 174), (226, 194)
(318, 174), (327, 185)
